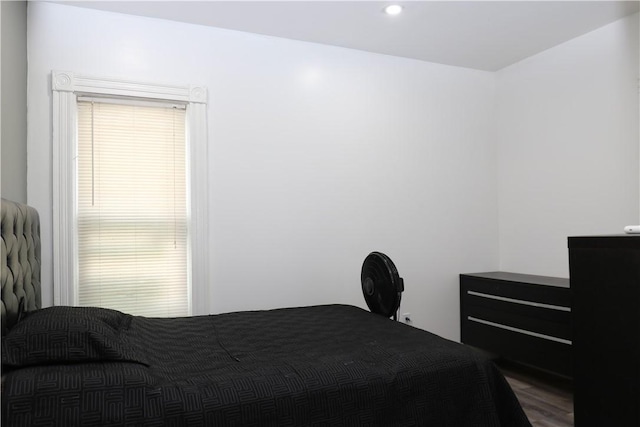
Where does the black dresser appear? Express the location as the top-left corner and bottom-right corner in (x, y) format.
(569, 235), (640, 427)
(460, 272), (572, 377)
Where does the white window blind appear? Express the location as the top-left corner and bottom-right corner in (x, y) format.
(76, 100), (189, 317)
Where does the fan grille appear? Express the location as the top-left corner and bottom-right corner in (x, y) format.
(361, 252), (403, 318)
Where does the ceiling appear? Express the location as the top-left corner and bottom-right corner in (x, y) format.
(55, 1), (639, 71)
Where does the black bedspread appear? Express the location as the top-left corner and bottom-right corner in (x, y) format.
(2, 304), (530, 426)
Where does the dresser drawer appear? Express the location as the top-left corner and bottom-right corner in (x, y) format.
(463, 319), (572, 376)
(462, 274), (571, 307)
(464, 291), (572, 340)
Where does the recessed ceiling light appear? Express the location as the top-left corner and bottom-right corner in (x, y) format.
(384, 4), (403, 16)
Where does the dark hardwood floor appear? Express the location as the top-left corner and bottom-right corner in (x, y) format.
(497, 360), (574, 427)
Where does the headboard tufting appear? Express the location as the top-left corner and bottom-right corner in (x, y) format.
(1, 198), (42, 335)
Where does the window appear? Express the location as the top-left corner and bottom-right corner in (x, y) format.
(76, 100), (188, 316)
(51, 71), (210, 316)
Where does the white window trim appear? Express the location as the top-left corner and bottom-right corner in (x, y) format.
(51, 70), (210, 315)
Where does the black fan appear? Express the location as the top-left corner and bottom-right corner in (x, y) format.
(361, 252), (404, 320)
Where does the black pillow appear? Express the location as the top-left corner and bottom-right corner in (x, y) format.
(2, 306), (149, 369)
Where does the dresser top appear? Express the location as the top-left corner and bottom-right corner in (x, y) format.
(569, 234), (640, 249)
(460, 271), (570, 288)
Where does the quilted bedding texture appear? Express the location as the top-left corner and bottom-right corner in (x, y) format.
(2, 304), (531, 427)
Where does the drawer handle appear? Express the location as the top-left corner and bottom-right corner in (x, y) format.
(467, 316), (572, 345)
(467, 290), (571, 312)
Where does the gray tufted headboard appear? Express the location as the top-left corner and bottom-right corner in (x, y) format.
(1, 198), (42, 335)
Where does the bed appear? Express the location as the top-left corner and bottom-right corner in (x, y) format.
(1, 198), (531, 426)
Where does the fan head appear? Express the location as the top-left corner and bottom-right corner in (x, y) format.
(361, 252), (404, 319)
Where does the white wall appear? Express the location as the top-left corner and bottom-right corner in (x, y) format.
(1, 1), (28, 203)
(27, 2), (498, 340)
(496, 13), (639, 278)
